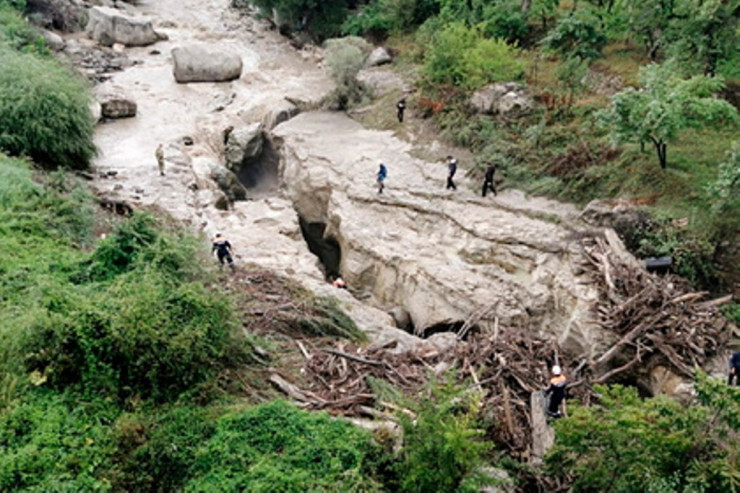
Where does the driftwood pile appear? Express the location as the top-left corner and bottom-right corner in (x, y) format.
(267, 234), (732, 458)
(270, 328), (566, 457)
(582, 236), (731, 381)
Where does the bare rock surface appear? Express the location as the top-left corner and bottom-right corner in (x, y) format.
(471, 82), (534, 117)
(87, 6), (164, 47)
(171, 44), (243, 83)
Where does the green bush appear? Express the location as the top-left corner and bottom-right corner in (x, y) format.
(0, 392), (115, 491)
(246, 0), (350, 41)
(545, 377), (740, 492)
(542, 12), (608, 61)
(0, 4), (46, 53)
(186, 400), (385, 492)
(423, 22), (523, 91)
(0, 47), (96, 169)
(395, 379), (494, 492)
(324, 36), (370, 109)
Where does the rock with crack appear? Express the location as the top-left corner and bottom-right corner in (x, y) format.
(224, 123), (263, 172)
(470, 82), (534, 117)
(86, 6), (166, 47)
(262, 100), (300, 130)
(272, 112), (606, 354)
(171, 45), (243, 83)
(98, 91), (137, 118)
(365, 46), (392, 67)
(209, 164), (247, 202)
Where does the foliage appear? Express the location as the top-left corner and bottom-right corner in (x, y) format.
(0, 392), (115, 491)
(545, 377), (740, 492)
(0, 4), (47, 54)
(324, 35), (370, 109)
(0, 47), (96, 169)
(394, 378), (494, 492)
(542, 11), (608, 61)
(598, 63), (738, 169)
(342, 0), (439, 39)
(707, 140), (740, 218)
(185, 400), (385, 492)
(423, 22), (523, 91)
(0, 0), (25, 11)
(436, 0), (529, 44)
(246, 0), (350, 41)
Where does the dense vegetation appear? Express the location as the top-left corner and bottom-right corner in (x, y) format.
(1, 1), (738, 491)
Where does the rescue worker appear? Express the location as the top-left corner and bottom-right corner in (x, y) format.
(446, 155), (457, 191)
(729, 351), (740, 386)
(211, 233), (235, 271)
(377, 162), (388, 194)
(544, 365), (567, 418)
(396, 98), (406, 123)
(155, 144), (165, 176)
(482, 162), (497, 197)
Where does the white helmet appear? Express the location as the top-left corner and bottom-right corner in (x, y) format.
(552, 365), (562, 375)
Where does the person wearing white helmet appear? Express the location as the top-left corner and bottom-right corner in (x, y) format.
(544, 365), (567, 418)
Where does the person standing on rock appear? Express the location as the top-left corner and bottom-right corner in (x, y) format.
(446, 155), (457, 191)
(729, 351), (740, 386)
(155, 144), (165, 176)
(544, 365), (567, 418)
(211, 233), (235, 272)
(396, 98), (406, 123)
(377, 162), (388, 194)
(482, 162), (497, 197)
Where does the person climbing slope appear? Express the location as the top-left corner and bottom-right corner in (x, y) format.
(396, 98), (406, 123)
(482, 162), (497, 197)
(155, 144), (165, 176)
(377, 162), (388, 194)
(544, 365), (567, 418)
(446, 155), (457, 191)
(211, 233), (235, 271)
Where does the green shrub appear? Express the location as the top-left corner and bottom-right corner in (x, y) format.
(395, 379), (494, 492)
(324, 36), (370, 109)
(545, 377), (740, 492)
(542, 12), (608, 61)
(0, 47), (96, 169)
(246, 0), (350, 41)
(0, 392), (115, 491)
(0, 4), (46, 53)
(423, 23), (523, 91)
(186, 400), (385, 492)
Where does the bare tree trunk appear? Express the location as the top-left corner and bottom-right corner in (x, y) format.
(521, 0), (532, 12)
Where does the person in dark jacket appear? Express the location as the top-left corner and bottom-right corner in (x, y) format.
(729, 351), (740, 386)
(212, 233), (235, 271)
(482, 162), (497, 197)
(377, 163), (388, 194)
(446, 155), (457, 191)
(544, 365), (567, 418)
(396, 98), (406, 123)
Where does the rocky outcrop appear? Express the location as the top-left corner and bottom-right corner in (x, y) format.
(171, 45), (243, 83)
(41, 29), (66, 51)
(272, 112), (602, 353)
(98, 92), (137, 118)
(262, 100), (300, 130)
(210, 164), (247, 202)
(366, 47), (392, 67)
(470, 82), (534, 117)
(86, 6), (165, 47)
(224, 123), (264, 172)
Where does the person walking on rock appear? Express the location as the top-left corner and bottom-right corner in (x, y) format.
(396, 98), (406, 123)
(544, 365), (567, 418)
(482, 162), (497, 197)
(729, 351), (740, 386)
(211, 233), (235, 272)
(155, 144), (165, 176)
(446, 155), (457, 191)
(377, 162), (388, 194)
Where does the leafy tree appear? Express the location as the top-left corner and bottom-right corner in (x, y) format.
(542, 11), (607, 61)
(247, 0), (350, 41)
(324, 36), (370, 109)
(0, 47), (96, 169)
(545, 375), (740, 492)
(530, 0), (560, 29)
(424, 22), (523, 90)
(620, 0), (678, 60)
(665, 0), (740, 76)
(342, 0), (440, 38)
(598, 63), (738, 169)
(394, 379), (495, 492)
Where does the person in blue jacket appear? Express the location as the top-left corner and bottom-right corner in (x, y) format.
(377, 163), (388, 194)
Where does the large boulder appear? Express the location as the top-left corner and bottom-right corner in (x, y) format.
(365, 46), (392, 67)
(470, 82), (534, 117)
(224, 123), (264, 171)
(99, 93), (137, 119)
(209, 164), (247, 202)
(263, 100), (300, 130)
(171, 45), (243, 83)
(41, 29), (66, 51)
(86, 6), (165, 47)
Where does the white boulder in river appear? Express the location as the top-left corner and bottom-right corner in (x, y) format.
(86, 6), (165, 47)
(171, 45), (243, 83)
